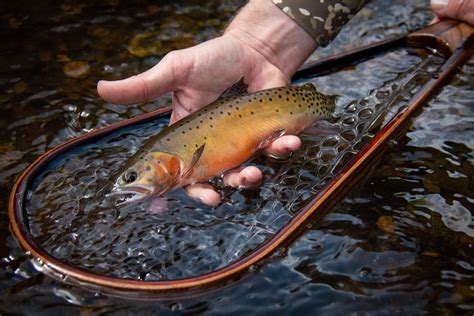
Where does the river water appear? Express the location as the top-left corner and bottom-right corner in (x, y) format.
(1, 0), (473, 314)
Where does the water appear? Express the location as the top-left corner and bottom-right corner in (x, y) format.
(1, 0), (473, 314)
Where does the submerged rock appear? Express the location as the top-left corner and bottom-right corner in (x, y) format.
(63, 61), (90, 78)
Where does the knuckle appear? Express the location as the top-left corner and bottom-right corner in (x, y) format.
(449, 0), (469, 19)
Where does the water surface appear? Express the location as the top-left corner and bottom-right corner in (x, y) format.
(1, 0), (473, 314)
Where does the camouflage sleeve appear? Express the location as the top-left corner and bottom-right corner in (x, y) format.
(272, 0), (369, 46)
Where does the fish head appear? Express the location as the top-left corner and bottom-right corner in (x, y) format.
(112, 151), (181, 200)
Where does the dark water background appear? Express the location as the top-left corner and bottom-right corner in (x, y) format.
(1, 0), (473, 314)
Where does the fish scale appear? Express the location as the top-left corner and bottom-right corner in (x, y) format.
(113, 83), (336, 198)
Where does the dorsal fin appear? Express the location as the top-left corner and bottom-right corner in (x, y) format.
(181, 143), (206, 179)
(219, 78), (248, 98)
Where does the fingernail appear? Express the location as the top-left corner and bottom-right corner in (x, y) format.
(431, 0), (448, 9)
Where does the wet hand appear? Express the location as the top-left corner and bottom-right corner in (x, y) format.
(431, 0), (474, 25)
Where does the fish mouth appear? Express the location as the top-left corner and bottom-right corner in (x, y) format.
(108, 184), (156, 206)
(116, 184), (155, 195)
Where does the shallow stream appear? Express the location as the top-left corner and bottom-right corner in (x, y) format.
(1, 0), (473, 314)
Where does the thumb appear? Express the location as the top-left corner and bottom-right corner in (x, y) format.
(431, 0), (474, 25)
(97, 53), (178, 105)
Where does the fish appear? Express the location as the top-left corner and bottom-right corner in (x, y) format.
(111, 83), (336, 202)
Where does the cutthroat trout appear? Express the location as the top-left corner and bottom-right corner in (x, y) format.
(112, 83), (335, 201)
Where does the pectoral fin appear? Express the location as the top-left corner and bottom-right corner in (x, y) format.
(181, 143), (206, 179)
(258, 128), (286, 149)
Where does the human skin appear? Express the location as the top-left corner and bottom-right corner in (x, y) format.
(431, 0), (474, 25)
(98, 0), (316, 206)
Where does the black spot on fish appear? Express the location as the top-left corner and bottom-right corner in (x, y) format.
(259, 100), (263, 103)
(239, 114), (242, 118)
(146, 165), (151, 171)
(182, 131), (185, 134)
(286, 98), (290, 101)
(269, 98), (272, 101)
(250, 111), (254, 115)
(166, 138), (170, 142)
(227, 112), (231, 116)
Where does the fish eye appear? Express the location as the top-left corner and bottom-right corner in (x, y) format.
(122, 170), (138, 183)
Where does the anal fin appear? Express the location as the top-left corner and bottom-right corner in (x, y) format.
(303, 120), (339, 136)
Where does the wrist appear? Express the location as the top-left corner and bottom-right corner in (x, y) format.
(224, 0), (316, 80)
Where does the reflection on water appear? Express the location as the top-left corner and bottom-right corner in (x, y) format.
(1, 0), (473, 314)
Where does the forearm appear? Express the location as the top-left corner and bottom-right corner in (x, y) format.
(224, 0), (316, 81)
(224, 0), (367, 80)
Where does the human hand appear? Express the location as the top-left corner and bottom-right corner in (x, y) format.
(431, 0), (474, 25)
(98, 0), (316, 206)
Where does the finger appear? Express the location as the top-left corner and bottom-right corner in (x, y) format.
(223, 166), (262, 189)
(184, 183), (221, 207)
(97, 52), (179, 105)
(431, 0), (474, 25)
(169, 93), (194, 124)
(262, 135), (301, 158)
(169, 89), (218, 125)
